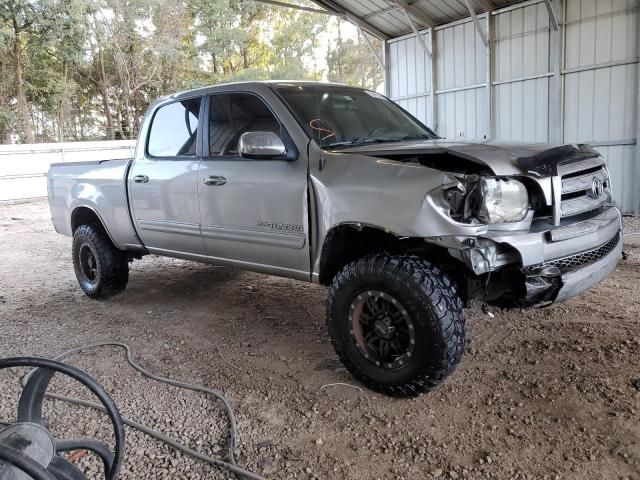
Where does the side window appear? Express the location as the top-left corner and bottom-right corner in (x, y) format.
(147, 97), (201, 158)
(209, 93), (282, 157)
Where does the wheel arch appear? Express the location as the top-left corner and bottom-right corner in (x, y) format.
(319, 223), (445, 286)
(70, 206), (118, 248)
(318, 222), (471, 297)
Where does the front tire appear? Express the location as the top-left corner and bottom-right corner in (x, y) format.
(72, 224), (129, 299)
(326, 254), (465, 397)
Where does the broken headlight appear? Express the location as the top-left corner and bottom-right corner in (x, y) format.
(467, 177), (529, 224)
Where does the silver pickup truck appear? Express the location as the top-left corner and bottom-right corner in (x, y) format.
(48, 81), (622, 397)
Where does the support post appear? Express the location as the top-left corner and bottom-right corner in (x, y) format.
(485, 12), (494, 140)
(634, 3), (640, 214)
(430, 29), (438, 133)
(548, 0), (564, 144)
(384, 41), (392, 97)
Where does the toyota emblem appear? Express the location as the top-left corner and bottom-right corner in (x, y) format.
(590, 177), (605, 199)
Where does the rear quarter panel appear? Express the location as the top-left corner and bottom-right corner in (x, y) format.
(47, 160), (142, 249)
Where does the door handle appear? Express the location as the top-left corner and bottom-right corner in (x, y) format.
(133, 175), (149, 184)
(204, 176), (227, 186)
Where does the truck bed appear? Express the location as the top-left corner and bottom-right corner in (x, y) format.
(48, 159), (143, 249)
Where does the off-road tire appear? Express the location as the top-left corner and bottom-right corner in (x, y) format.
(326, 254), (465, 397)
(72, 224), (129, 299)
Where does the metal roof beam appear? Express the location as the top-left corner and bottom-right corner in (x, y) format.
(472, 0), (495, 13)
(251, 0), (332, 15)
(393, 0), (436, 28)
(255, 0), (390, 39)
(343, 12), (391, 41)
(543, 0), (560, 31)
(310, 0), (391, 40)
(356, 25), (385, 70)
(361, 5), (396, 21)
(463, 0), (489, 47)
(395, 1), (432, 59)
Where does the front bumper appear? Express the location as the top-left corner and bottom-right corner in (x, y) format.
(444, 207), (622, 306)
(554, 233), (622, 302)
(490, 207), (622, 304)
(486, 207), (621, 267)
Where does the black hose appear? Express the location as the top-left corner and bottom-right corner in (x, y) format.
(2, 357), (125, 480)
(22, 342), (266, 480)
(44, 393), (264, 480)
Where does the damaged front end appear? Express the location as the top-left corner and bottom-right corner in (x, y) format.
(422, 149), (622, 309)
(435, 237), (566, 308)
(520, 265), (563, 306)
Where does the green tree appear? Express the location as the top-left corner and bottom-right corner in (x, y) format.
(326, 19), (383, 91)
(0, 0), (385, 144)
(0, 0), (42, 142)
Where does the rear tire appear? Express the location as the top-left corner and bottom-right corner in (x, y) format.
(72, 224), (129, 299)
(326, 254), (465, 397)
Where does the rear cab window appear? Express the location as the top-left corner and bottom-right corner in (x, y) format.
(147, 97), (202, 158)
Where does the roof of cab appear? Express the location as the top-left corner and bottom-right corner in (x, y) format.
(166, 80), (358, 100)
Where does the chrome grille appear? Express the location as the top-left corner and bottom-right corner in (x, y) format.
(542, 233), (620, 273)
(559, 166), (610, 218)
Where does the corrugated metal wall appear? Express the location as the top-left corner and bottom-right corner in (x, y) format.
(563, 0), (638, 212)
(388, 0), (639, 213)
(389, 30), (435, 127)
(494, 2), (551, 142)
(435, 18), (488, 140)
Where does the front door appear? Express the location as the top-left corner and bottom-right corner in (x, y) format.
(197, 92), (310, 279)
(129, 96), (205, 258)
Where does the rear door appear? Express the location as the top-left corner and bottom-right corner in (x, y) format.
(128, 96), (205, 258)
(197, 91), (310, 279)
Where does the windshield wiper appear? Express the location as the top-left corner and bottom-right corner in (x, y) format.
(326, 137), (395, 149)
(399, 133), (434, 141)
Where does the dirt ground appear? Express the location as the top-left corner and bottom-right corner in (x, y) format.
(0, 198), (638, 480)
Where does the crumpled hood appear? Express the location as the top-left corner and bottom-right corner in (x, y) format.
(329, 139), (600, 176)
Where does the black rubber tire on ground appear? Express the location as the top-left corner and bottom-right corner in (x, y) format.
(326, 254), (465, 397)
(72, 224), (129, 299)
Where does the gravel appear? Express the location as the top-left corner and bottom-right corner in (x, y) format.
(623, 215), (640, 234)
(1, 199), (639, 479)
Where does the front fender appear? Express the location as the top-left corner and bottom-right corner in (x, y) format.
(309, 148), (486, 274)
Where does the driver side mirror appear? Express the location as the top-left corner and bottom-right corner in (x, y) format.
(239, 131), (286, 159)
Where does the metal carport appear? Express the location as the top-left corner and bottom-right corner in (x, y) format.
(289, 0), (639, 214)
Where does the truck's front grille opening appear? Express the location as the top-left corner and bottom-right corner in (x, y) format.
(542, 233), (620, 273)
(559, 166), (610, 218)
(561, 165), (603, 180)
(561, 190), (587, 201)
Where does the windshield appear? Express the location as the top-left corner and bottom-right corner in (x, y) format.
(273, 84), (438, 148)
